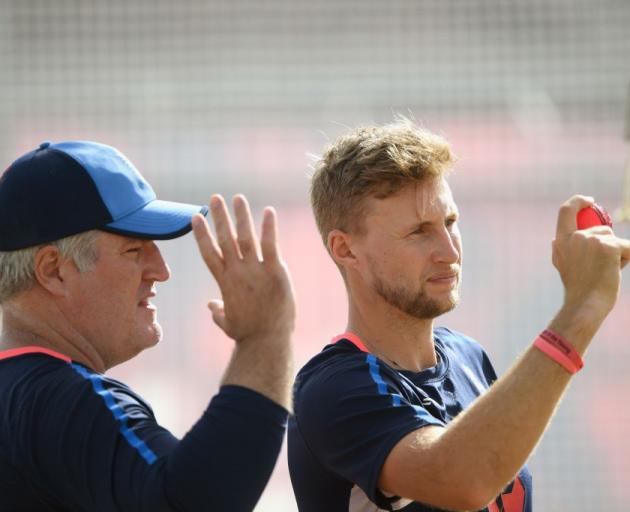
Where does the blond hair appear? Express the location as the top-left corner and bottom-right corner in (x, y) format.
(0, 230), (100, 303)
(310, 118), (456, 245)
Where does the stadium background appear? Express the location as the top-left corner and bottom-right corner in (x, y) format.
(1, 1), (629, 510)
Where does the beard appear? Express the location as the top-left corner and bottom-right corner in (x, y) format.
(371, 272), (460, 320)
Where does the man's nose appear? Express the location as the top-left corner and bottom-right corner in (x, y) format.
(433, 228), (460, 264)
(143, 241), (171, 282)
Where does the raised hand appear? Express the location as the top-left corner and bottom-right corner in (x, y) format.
(552, 195), (630, 321)
(191, 194), (295, 408)
(192, 194), (296, 345)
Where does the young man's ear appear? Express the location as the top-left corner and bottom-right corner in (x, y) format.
(327, 229), (359, 270)
(33, 246), (72, 297)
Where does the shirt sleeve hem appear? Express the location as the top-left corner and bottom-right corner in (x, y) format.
(366, 419), (445, 507)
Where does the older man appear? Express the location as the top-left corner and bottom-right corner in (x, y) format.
(0, 140), (294, 511)
(288, 119), (629, 511)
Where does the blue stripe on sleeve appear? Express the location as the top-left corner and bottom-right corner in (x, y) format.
(365, 354), (441, 424)
(366, 354), (387, 395)
(70, 363), (158, 465)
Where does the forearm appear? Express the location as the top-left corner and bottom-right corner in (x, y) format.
(428, 307), (598, 506)
(164, 385), (288, 511)
(102, 386), (288, 511)
(435, 348), (570, 503)
(221, 333), (294, 411)
(381, 306), (601, 510)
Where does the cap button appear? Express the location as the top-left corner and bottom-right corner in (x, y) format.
(38, 141), (52, 150)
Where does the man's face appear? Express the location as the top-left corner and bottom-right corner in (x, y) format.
(63, 232), (171, 368)
(353, 177), (462, 320)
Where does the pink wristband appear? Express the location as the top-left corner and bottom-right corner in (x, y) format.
(533, 329), (584, 374)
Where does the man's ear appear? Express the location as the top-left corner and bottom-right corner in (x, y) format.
(33, 246), (72, 297)
(327, 229), (360, 270)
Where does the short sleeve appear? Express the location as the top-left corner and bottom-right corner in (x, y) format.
(293, 353), (444, 506)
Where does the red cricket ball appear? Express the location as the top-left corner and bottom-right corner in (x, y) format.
(576, 204), (613, 230)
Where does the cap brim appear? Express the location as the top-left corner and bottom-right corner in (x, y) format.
(102, 199), (208, 240)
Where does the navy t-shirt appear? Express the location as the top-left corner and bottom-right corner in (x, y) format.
(288, 327), (532, 512)
(0, 346), (288, 511)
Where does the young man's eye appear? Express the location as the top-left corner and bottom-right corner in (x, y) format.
(126, 247), (142, 254)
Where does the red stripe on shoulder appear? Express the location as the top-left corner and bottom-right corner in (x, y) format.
(0, 346), (71, 362)
(331, 332), (369, 353)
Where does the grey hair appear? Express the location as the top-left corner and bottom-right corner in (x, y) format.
(0, 230), (100, 303)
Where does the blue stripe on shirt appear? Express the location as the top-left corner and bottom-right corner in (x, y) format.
(70, 363), (158, 465)
(366, 354), (387, 395)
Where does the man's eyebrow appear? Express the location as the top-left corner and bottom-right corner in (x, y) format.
(127, 236), (146, 242)
(120, 237), (145, 247)
(415, 211), (459, 226)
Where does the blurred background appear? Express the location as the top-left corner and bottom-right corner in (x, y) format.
(1, 0), (629, 509)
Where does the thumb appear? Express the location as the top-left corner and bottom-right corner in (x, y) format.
(208, 299), (227, 331)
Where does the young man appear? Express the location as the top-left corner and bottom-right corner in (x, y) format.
(0, 140), (295, 511)
(288, 120), (629, 511)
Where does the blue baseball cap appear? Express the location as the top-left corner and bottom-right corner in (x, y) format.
(0, 140), (209, 250)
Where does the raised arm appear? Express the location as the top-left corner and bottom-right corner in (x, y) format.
(161, 194), (296, 509)
(378, 195), (630, 511)
(191, 194), (295, 409)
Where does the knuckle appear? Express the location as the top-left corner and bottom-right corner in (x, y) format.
(217, 232), (234, 245)
(589, 226), (613, 236)
(584, 232), (599, 244)
(587, 236), (606, 250)
(586, 236), (617, 255)
(571, 231), (587, 244)
(571, 194), (591, 204)
(237, 233), (253, 246)
(602, 241), (619, 254)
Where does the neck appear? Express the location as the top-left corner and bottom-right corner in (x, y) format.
(347, 294), (437, 372)
(0, 294), (107, 373)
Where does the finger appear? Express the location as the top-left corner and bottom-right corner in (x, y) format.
(208, 299), (227, 331)
(551, 239), (559, 269)
(617, 237), (630, 266)
(260, 207), (280, 262)
(593, 234), (630, 266)
(555, 195), (595, 239)
(233, 194), (261, 261)
(192, 214), (223, 278)
(210, 195), (241, 261)
(581, 225), (615, 236)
